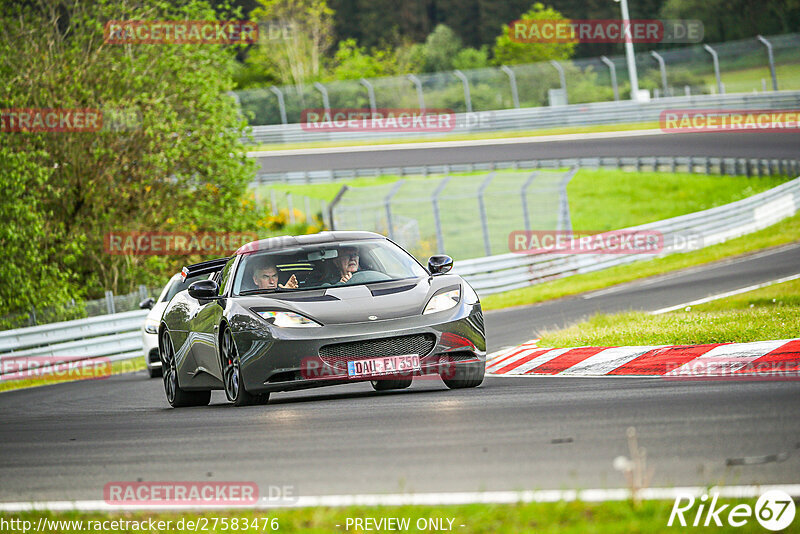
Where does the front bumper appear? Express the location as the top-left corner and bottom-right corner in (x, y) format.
(232, 301), (485, 394)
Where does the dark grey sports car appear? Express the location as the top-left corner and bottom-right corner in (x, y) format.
(158, 231), (486, 407)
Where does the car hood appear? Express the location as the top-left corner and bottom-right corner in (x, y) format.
(234, 276), (462, 326)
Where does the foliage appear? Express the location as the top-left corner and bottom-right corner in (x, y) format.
(327, 39), (397, 80)
(492, 3), (576, 66)
(0, 0), (258, 303)
(251, 0), (335, 86)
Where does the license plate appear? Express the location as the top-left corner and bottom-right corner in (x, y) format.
(347, 355), (421, 378)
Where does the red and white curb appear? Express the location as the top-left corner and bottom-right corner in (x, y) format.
(486, 338), (800, 378)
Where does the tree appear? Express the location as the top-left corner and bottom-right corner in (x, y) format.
(328, 39), (397, 80)
(0, 0), (257, 299)
(492, 3), (576, 65)
(251, 0), (335, 86)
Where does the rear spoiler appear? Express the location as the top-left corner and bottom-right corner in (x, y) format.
(180, 257), (230, 282)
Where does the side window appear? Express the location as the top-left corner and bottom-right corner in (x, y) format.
(217, 257), (236, 296)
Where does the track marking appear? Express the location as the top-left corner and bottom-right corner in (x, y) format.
(650, 272), (800, 315)
(248, 129), (667, 158)
(3, 485), (800, 511)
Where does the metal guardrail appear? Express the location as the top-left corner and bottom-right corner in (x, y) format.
(0, 310), (147, 376)
(453, 176), (800, 294)
(252, 155), (800, 186)
(246, 90), (800, 146)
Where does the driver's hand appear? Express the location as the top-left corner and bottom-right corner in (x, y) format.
(339, 272), (352, 284)
(279, 274), (298, 289)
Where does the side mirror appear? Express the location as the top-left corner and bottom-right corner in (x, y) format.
(428, 255), (453, 275)
(138, 297), (155, 310)
(188, 279), (219, 300)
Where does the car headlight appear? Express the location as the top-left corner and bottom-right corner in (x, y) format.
(423, 287), (461, 315)
(256, 310), (322, 328)
(144, 319), (159, 334)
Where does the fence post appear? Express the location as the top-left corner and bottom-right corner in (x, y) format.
(304, 196), (313, 223)
(550, 60), (567, 104)
(500, 65), (520, 108)
(703, 44), (724, 94)
(649, 51), (668, 96)
(270, 189), (278, 215)
(29, 307), (37, 326)
(105, 290), (116, 315)
(521, 171), (539, 232)
(756, 35), (779, 91)
(384, 180), (404, 241)
(287, 194), (296, 224)
(477, 173), (495, 256)
(359, 78), (377, 112)
(453, 69), (473, 114)
(557, 168), (578, 232)
(313, 82), (331, 113)
(431, 176), (451, 254)
(328, 185), (349, 230)
(269, 86), (288, 125)
(600, 56), (619, 101)
(407, 74), (425, 112)
(138, 285), (148, 301)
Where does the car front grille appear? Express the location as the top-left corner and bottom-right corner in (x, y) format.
(319, 334), (436, 365)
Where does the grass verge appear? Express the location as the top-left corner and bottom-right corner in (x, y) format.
(481, 212), (800, 312)
(0, 498), (777, 533)
(538, 277), (800, 347)
(247, 122), (661, 152)
(0, 358), (146, 394)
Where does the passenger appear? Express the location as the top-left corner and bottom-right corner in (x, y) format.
(252, 259), (298, 290)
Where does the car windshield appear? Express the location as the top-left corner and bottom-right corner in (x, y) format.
(233, 239), (428, 295)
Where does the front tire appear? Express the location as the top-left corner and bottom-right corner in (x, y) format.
(370, 377), (413, 391)
(441, 361), (485, 389)
(160, 330), (211, 407)
(221, 328), (270, 407)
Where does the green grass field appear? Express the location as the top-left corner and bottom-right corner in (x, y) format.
(537, 277), (800, 347)
(1, 498), (784, 533)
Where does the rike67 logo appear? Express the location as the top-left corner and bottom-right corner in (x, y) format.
(668, 490), (795, 530)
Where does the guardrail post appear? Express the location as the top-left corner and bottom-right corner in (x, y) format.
(359, 78), (377, 112)
(105, 291), (115, 315)
(549, 60), (567, 104)
(756, 35), (779, 91)
(431, 176), (451, 253)
(269, 86), (288, 125)
(557, 168), (578, 232)
(500, 65), (520, 108)
(521, 171), (539, 232)
(384, 180), (404, 240)
(649, 51), (668, 96)
(705, 157), (711, 175)
(313, 82), (331, 114)
(477, 173), (495, 256)
(600, 56), (619, 101)
(327, 185), (349, 230)
(407, 74), (425, 112)
(703, 44), (724, 95)
(287, 194), (296, 224)
(453, 69), (473, 114)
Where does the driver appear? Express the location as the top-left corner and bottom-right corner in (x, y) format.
(252, 259), (298, 290)
(334, 245), (360, 284)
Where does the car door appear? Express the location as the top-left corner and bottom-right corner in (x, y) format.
(186, 258), (236, 387)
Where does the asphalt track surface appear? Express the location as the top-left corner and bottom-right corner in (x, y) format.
(1, 244), (799, 503)
(252, 130), (800, 173)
